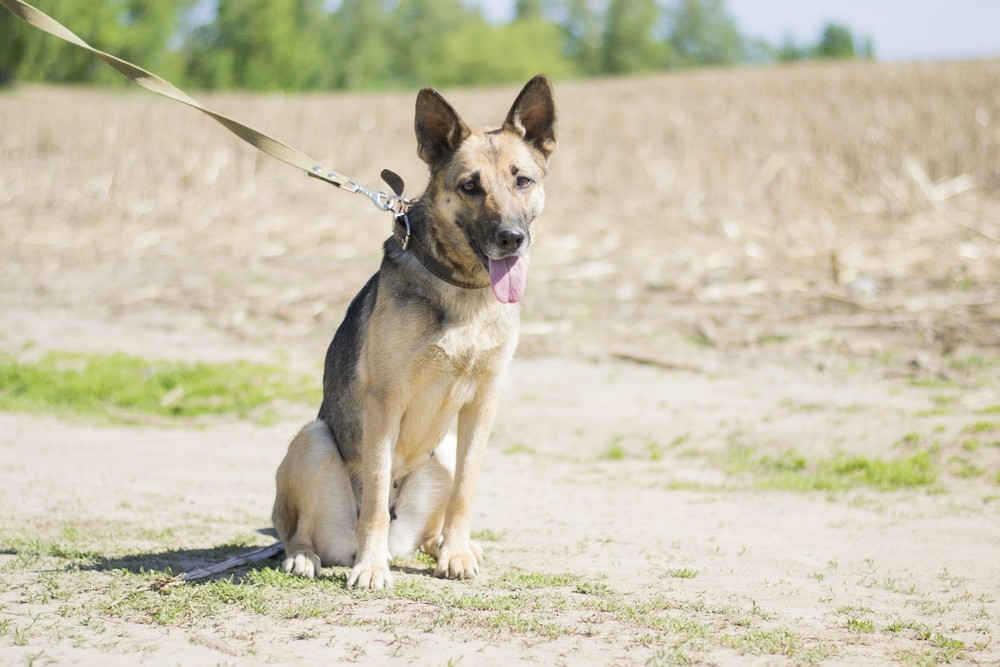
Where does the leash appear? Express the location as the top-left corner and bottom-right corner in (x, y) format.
(3, 0), (492, 291)
(0, 0), (411, 215)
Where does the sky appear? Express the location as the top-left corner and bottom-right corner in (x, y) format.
(473, 0), (1000, 62)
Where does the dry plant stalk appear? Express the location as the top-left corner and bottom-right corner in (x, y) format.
(150, 541), (285, 591)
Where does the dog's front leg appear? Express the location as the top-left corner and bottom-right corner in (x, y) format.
(434, 383), (498, 579)
(346, 400), (398, 590)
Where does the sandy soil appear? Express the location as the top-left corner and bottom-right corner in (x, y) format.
(1, 354), (999, 665)
(1, 64), (999, 665)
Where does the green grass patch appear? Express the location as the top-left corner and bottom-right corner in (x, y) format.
(575, 580), (615, 596)
(2, 537), (104, 566)
(488, 571), (580, 591)
(391, 550), (437, 569)
(602, 443), (626, 460)
(947, 354), (1000, 374)
(720, 627), (801, 656)
(502, 442), (536, 455)
(847, 617), (875, 633)
(646, 439), (664, 461)
(895, 633), (967, 666)
(949, 455), (985, 479)
(666, 567), (698, 579)
(961, 438), (980, 451)
(0, 352), (317, 423)
(471, 528), (504, 542)
(725, 445), (938, 491)
(829, 452), (938, 489)
(586, 595), (713, 639)
(963, 420), (1000, 434)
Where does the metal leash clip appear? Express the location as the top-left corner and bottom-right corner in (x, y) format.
(355, 184), (398, 212)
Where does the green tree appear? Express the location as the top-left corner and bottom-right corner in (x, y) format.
(437, 16), (577, 86)
(860, 35), (875, 59)
(116, 0), (192, 82)
(185, 0), (325, 91)
(1, 0), (187, 85)
(388, 0), (475, 88)
(331, 0), (395, 89)
(775, 33), (807, 63)
(600, 0), (664, 74)
(515, 0), (545, 20)
(666, 0), (744, 67)
(556, 0), (602, 75)
(814, 22), (856, 60)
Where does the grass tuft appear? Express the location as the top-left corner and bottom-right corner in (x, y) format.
(666, 568), (698, 579)
(721, 627), (801, 656)
(726, 444), (939, 491)
(0, 352), (317, 423)
(471, 528), (504, 542)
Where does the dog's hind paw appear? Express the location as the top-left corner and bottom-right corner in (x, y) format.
(421, 533), (444, 557)
(282, 550), (321, 578)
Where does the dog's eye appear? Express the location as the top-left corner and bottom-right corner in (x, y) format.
(460, 180), (480, 194)
(515, 176), (533, 189)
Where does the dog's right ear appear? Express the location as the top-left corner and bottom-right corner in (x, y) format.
(415, 88), (471, 166)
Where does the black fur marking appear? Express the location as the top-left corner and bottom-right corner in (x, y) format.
(317, 273), (379, 462)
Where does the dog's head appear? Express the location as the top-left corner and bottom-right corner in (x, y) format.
(414, 75), (557, 304)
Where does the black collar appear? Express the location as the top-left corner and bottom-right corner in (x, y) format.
(392, 214), (490, 290)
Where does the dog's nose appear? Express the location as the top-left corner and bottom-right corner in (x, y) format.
(496, 229), (525, 251)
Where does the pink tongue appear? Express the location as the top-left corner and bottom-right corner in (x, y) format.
(487, 256), (527, 304)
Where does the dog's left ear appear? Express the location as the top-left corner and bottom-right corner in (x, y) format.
(503, 74), (558, 160)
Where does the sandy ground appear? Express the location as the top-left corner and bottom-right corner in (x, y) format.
(1, 351), (999, 665)
(1, 66), (1000, 665)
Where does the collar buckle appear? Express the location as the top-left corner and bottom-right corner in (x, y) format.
(395, 212), (411, 251)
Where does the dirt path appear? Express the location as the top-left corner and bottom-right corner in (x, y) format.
(2, 348), (998, 665)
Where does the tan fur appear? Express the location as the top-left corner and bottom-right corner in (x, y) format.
(272, 76), (557, 589)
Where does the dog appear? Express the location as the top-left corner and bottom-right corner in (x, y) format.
(271, 75), (557, 589)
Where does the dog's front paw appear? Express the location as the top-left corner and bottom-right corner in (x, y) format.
(434, 541), (484, 580)
(347, 559), (394, 590)
(282, 550), (322, 578)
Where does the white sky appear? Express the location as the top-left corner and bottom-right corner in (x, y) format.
(473, 0), (1000, 62)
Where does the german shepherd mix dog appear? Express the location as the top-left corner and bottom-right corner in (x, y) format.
(272, 76), (557, 589)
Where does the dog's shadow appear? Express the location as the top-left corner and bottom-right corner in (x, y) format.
(5, 528), (436, 588)
(20, 529), (434, 588)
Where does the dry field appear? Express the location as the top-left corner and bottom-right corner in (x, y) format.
(1, 59), (999, 665)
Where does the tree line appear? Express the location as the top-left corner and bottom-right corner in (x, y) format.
(0, 0), (873, 90)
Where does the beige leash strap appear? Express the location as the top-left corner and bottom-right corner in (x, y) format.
(1, 0), (409, 212)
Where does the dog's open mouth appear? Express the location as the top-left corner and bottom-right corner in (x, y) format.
(487, 256), (527, 304)
(470, 238), (528, 305)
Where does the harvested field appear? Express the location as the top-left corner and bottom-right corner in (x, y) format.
(1, 59), (999, 665)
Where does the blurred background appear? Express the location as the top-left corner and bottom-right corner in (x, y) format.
(1, 7), (999, 658)
(1, 0), (998, 375)
(10, 0), (1000, 91)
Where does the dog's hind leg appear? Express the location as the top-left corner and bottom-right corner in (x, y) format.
(273, 420), (358, 578)
(388, 443), (454, 558)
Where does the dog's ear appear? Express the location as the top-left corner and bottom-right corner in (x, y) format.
(415, 88), (471, 166)
(503, 74), (558, 160)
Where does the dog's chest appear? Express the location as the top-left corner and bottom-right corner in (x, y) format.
(428, 303), (516, 376)
(391, 308), (515, 472)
